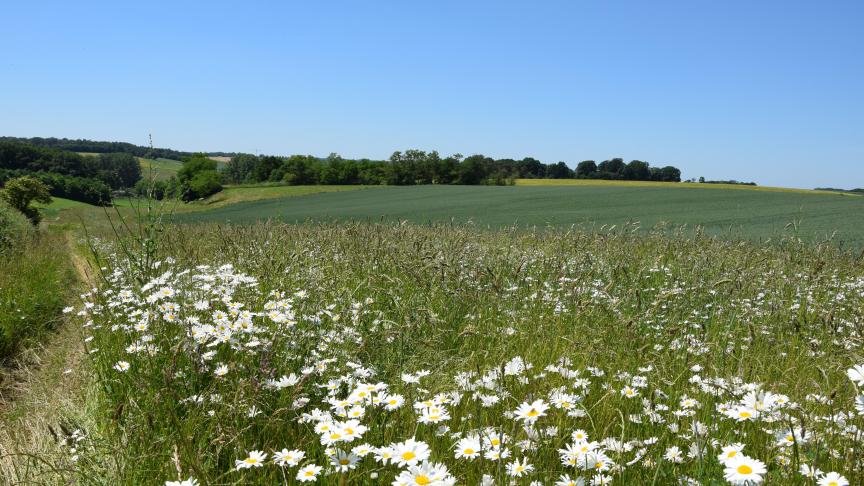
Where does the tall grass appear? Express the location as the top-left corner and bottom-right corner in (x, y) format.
(0, 199), (34, 254)
(56, 222), (864, 485)
(0, 232), (75, 362)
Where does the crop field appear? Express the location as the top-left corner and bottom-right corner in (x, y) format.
(176, 184), (864, 249)
(514, 179), (847, 195)
(4, 221), (860, 486)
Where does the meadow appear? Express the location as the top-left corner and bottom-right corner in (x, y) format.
(2, 182), (864, 486)
(8, 221), (858, 486)
(176, 184), (864, 249)
(137, 158), (183, 181)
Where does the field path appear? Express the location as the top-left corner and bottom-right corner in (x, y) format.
(0, 232), (92, 483)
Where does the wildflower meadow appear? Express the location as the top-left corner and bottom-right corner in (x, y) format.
(32, 221), (860, 486)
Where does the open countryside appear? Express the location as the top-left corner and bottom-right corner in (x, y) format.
(174, 183), (864, 247)
(3, 2), (864, 486)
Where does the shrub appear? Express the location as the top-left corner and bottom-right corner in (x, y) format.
(0, 175), (52, 225)
(0, 199), (34, 253)
(178, 154), (223, 201)
(183, 170), (222, 201)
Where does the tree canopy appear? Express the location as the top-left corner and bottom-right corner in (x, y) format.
(0, 141), (126, 204)
(0, 176), (52, 225)
(220, 150), (682, 186)
(178, 154), (222, 201)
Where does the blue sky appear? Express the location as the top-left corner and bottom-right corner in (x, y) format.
(2, 1), (862, 188)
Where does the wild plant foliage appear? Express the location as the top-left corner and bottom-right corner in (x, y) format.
(60, 224), (863, 485)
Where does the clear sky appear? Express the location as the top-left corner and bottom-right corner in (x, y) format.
(2, 1), (862, 188)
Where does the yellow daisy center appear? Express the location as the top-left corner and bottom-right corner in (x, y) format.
(415, 476), (431, 485)
(737, 464), (753, 475)
(527, 408), (539, 417)
(401, 451), (416, 461)
(464, 448), (474, 455)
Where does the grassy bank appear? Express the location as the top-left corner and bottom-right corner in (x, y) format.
(0, 232), (76, 362)
(1, 200), (75, 362)
(188, 184), (372, 209)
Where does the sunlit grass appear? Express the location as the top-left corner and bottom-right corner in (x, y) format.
(138, 157), (183, 181)
(0, 232), (74, 360)
(47, 222), (864, 485)
(189, 184), (373, 209)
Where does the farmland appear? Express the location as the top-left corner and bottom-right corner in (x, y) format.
(6, 154), (864, 486)
(6, 177), (860, 485)
(135, 158), (226, 182)
(4, 2), (862, 484)
(137, 157), (183, 181)
(176, 184), (864, 248)
(4, 184), (864, 486)
(189, 184), (370, 209)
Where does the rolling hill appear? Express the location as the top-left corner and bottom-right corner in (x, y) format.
(173, 183), (864, 248)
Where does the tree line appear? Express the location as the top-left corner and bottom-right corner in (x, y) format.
(0, 141), (142, 204)
(0, 136), (238, 161)
(816, 187), (864, 194)
(222, 150), (682, 186)
(2, 137), (685, 205)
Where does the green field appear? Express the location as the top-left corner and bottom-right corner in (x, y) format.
(175, 184), (864, 248)
(514, 178), (848, 195)
(6, 183), (864, 485)
(137, 157), (183, 181)
(17, 222), (860, 485)
(189, 184), (369, 209)
(77, 153), (184, 182)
